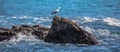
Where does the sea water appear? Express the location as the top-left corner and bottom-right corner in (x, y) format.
(0, 0), (120, 52)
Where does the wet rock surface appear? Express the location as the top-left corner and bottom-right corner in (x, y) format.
(32, 25), (49, 39)
(0, 16), (98, 45)
(12, 25), (33, 35)
(45, 16), (98, 45)
(0, 25), (49, 41)
(12, 25), (49, 39)
(0, 28), (16, 41)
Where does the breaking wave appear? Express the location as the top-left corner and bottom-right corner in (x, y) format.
(0, 16), (120, 52)
(103, 17), (120, 27)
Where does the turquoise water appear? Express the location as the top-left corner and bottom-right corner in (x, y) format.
(1, 0), (120, 17)
(0, 0), (120, 52)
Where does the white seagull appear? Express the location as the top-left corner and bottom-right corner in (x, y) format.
(51, 7), (61, 15)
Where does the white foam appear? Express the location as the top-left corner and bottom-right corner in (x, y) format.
(75, 17), (100, 24)
(96, 29), (110, 35)
(39, 17), (52, 21)
(33, 18), (39, 21)
(9, 33), (39, 42)
(84, 26), (95, 33)
(76, 17), (120, 28)
(103, 17), (120, 27)
(12, 16), (17, 18)
(11, 16), (31, 19)
(84, 17), (99, 22)
(81, 17), (99, 23)
(33, 17), (52, 22)
(20, 16), (28, 19)
(83, 26), (111, 36)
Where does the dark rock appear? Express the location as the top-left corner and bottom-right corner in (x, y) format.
(11, 25), (49, 39)
(12, 25), (21, 33)
(0, 24), (49, 41)
(20, 25), (33, 35)
(45, 16), (98, 45)
(0, 28), (16, 41)
(21, 25), (31, 28)
(32, 25), (49, 39)
(12, 25), (33, 35)
(33, 25), (41, 28)
(0, 28), (10, 31)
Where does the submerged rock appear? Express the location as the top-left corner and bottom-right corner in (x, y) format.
(45, 16), (98, 45)
(0, 28), (16, 41)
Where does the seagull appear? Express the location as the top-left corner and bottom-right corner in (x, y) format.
(51, 7), (61, 15)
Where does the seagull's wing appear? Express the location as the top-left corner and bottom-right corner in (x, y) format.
(51, 10), (58, 14)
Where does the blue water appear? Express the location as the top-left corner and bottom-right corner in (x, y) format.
(0, 0), (120, 52)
